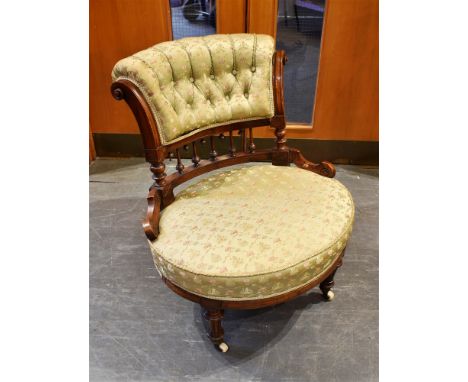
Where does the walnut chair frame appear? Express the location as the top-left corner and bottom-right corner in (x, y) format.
(111, 50), (345, 352)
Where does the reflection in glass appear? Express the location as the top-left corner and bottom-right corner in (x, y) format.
(170, 0), (216, 40)
(277, 0), (325, 123)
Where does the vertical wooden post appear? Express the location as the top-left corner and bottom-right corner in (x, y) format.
(209, 136), (218, 160)
(272, 115), (287, 151)
(241, 129), (247, 152)
(202, 308), (225, 345)
(149, 149), (167, 187)
(192, 142), (200, 166)
(228, 130), (236, 157)
(176, 149), (184, 173)
(249, 127), (256, 153)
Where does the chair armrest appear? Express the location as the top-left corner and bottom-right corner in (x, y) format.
(142, 187), (161, 241)
(273, 50), (287, 117)
(289, 147), (336, 178)
(272, 51), (335, 178)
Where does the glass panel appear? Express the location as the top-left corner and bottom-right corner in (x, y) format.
(276, 0), (325, 124)
(170, 0), (216, 40)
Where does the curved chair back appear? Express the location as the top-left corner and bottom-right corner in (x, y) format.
(110, 34), (333, 240)
(112, 34), (276, 145)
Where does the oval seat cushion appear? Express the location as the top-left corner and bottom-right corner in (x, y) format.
(149, 165), (354, 300)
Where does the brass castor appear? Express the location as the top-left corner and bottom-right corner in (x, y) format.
(217, 342), (229, 353)
(325, 290), (335, 301)
(320, 259), (342, 302)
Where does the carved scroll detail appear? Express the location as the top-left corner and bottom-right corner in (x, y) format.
(289, 148), (336, 178)
(142, 187), (161, 241)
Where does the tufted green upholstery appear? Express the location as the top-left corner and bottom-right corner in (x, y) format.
(112, 34), (275, 145)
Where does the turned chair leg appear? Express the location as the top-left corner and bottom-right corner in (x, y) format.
(320, 256), (344, 301)
(202, 307), (229, 353)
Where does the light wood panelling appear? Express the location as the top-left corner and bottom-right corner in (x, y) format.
(90, 0), (172, 134)
(249, 0), (378, 141)
(217, 0), (246, 33)
(92, 0), (378, 144)
(311, 0), (379, 141)
(247, 0), (278, 38)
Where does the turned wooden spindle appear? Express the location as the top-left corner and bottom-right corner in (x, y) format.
(147, 148), (167, 187)
(249, 127), (256, 153)
(192, 142), (200, 167)
(241, 128), (247, 152)
(175, 149), (184, 174)
(150, 162), (166, 187)
(209, 136), (217, 161)
(276, 129), (286, 150)
(168, 152), (175, 161)
(202, 308), (225, 346)
(272, 116), (287, 151)
(228, 130), (236, 157)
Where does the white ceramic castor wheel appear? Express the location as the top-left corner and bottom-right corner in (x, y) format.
(218, 342), (229, 353)
(326, 290), (335, 301)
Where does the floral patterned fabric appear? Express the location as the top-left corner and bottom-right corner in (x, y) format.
(112, 34), (275, 144)
(149, 165), (354, 300)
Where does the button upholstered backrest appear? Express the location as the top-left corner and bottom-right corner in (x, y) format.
(112, 34), (275, 145)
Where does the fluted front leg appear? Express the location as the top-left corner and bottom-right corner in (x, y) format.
(202, 307), (229, 352)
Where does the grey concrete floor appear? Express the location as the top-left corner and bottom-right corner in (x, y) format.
(90, 158), (378, 382)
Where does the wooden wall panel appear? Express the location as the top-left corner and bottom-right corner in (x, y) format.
(248, 0), (378, 141)
(247, 0), (278, 38)
(90, 0), (172, 134)
(217, 0), (246, 33)
(311, 0), (379, 141)
(91, 0), (377, 155)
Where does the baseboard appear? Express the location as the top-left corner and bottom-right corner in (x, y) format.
(93, 133), (378, 165)
(93, 133), (145, 157)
